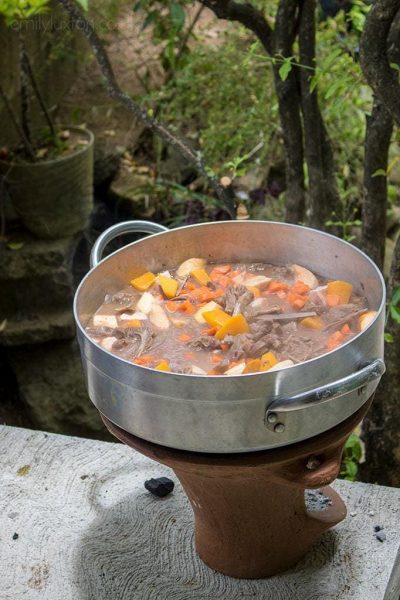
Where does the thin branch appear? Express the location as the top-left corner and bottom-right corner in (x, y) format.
(22, 50), (56, 137)
(0, 83), (36, 161)
(58, 0), (236, 218)
(175, 4), (205, 70)
(199, 0), (274, 54)
(360, 0), (400, 127)
(19, 33), (33, 152)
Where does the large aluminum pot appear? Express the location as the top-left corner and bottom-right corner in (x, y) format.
(74, 220), (385, 453)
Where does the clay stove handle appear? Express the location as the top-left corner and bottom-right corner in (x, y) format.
(272, 444), (346, 489)
(90, 220), (169, 268)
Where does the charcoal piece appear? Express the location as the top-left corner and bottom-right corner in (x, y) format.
(144, 477), (174, 498)
(374, 525), (383, 532)
(375, 531), (386, 542)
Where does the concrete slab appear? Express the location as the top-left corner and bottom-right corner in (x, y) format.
(0, 425), (399, 599)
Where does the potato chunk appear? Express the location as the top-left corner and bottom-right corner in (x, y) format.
(177, 258), (206, 277)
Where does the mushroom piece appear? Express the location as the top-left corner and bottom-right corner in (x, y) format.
(292, 264), (319, 289)
(176, 257), (206, 278)
(93, 314), (118, 328)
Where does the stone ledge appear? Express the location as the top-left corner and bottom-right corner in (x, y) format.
(0, 425), (399, 600)
(0, 309), (75, 346)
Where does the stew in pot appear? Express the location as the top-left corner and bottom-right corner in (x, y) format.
(85, 258), (376, 375)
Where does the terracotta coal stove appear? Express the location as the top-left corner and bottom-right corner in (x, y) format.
(102, 399), (371, 579)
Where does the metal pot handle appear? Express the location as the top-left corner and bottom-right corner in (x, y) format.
(265, 358), (385, 430)
(90, 220), (169, 268)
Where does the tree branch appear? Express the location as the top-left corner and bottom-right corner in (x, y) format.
(58, 0), (236, 218)
(199, 0), (274, 54)
(0, 83), (35, 161)
(360, 0), (400, 127)
(273, 0), (305, 223)
(298, 0), (340, 230)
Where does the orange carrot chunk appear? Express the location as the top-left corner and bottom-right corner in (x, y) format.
(215, 314), (249, 340)
(326, 280), (353, 304)
(131, 272), (156, 291)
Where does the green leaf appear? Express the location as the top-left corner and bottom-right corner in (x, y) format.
(170, 3), (185, 30)
(384, 332), (394, 343)
(391, 286), (400, 306)
(372, 168), (387, 178)
(279, 60), (292, 82)
(390, 62), (400, 72)
(7, 241), (24, 250)
(390, 305), (400, 324)
(75, 0), (88, 11)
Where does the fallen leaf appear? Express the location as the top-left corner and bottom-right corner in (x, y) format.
(17, 465), (31, 476)
(7, 242), (24, 250)
(0, 319), (7, 331)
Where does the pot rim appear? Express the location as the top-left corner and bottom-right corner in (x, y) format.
(74, 220), (386, 381)
(0, 125), (94, 168)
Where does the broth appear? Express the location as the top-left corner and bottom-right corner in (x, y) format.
(85, 258), (376, 375)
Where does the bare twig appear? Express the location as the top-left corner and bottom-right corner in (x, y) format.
(58, 0), (236, 218)
(0, 83), (35, 161)
(22, 50), (56, 137)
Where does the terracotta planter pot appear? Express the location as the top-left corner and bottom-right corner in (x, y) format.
(103, 398), (372, 579)
(0, 126), (94, 239)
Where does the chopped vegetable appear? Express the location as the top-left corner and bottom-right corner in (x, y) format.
(155, 360), (171, 372)
(326, 330), (345, 350)
(131, 272), (156, 291)
(215, 314), (249, 339)
(191, 268), (211, 286)
(268, 359), (294, 371)
(202, 308), (231, 328)
(292, 264), (319, 289)
(359, 310), (377, 331)
(268, 281), (289, 293)
(326, 294), (341, 307)
(243, 358), (261, 373)
(246, 285), (261, 297)
(191, 365), (207, 375)
(101, 336), (117, 351)
(134, 355), (154, 366)
(176, 257), (206, 277)
(300, 316), (324, 330)
(194, 300), (220, 323)
(149, 305), (170, 329)
(178, 300), (196, 315)
(179, 333), (192, 342)
(245, 275), (271, 290)
(137, 292), (155, 314)
(212, 265), (231, 275)
(158, 274), (178, 299)
(326, 280), (353, 304)
(260, 351), (278, 371)
(93, 314), (118, 328)
(225, 362), (246, 375)
(121, 319), (142, 328)
(120, 311), (147, 321)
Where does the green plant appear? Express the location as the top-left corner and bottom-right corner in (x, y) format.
(340, 432), (363, 481)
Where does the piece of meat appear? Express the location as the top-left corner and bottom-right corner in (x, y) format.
(218, 284), (254, 314)
(188, 336), (221, 351)
(324, 303), (367, 330)
(245, 298), (282, 320)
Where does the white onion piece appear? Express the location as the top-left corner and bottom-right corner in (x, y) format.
(149, 305), (170, 329)
(101, 336), (118, 351)
(359, 311), (377, 331)
(176, 257), (206, 277)
(225, 362), (246, 375)
(191, 365), (207, 375)
(268, 359), (294, 372)
(292, 264), (319, 289)
(120, 311), (147, 321)
(93, 314), (118, 328)
(137, 292), (155, 314)
(245, 275), (271, 289)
